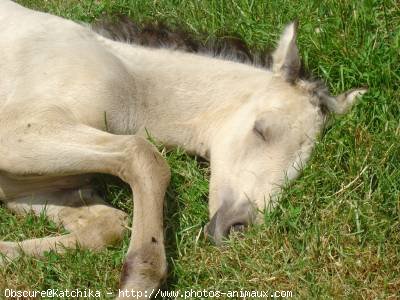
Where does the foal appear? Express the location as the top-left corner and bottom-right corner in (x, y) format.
(0, 1), (366, 298)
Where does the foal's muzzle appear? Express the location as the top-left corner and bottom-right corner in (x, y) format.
(204, 201), (255, 245)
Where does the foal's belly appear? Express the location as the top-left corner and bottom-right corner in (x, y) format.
(0, 173), (91, 202)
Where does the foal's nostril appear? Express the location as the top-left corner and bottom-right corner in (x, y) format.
(229, 222), (246, 234)
(205, 200), (254, 245)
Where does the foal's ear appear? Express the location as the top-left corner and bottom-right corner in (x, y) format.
(320, 88), (368, 114)
(272, 22), (300, 83)
(335, 88), (368, 114)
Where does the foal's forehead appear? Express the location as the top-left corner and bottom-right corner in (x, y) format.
(250, 82), (323, 131)
(254, 80), (317, 111)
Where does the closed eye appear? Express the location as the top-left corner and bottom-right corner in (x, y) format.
(253, 126), (266, 141)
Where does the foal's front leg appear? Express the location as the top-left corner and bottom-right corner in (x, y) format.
(116, 137), (171, 298)
(0, 124), (170, 297)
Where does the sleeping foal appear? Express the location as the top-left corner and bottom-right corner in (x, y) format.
(0, 1), (366, 298)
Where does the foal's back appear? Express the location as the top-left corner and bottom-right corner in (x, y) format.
(0, 0), (280, 139)
(0, 0), (134, 132)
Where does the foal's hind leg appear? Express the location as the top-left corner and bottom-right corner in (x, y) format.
(0, 123), (170, 297)
(1, 187), (127, 259)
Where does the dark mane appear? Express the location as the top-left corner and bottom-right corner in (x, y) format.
(92, 15), (332, 112)
(92, 15), (271, 67)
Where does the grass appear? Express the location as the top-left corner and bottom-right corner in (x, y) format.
(1, 0), (399, 299)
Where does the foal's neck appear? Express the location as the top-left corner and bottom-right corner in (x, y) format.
(101, 36), (271, 157)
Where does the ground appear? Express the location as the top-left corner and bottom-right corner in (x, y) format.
(1, 0), (399, 299)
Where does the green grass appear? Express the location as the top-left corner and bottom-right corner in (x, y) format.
(1, 0), (399, 299)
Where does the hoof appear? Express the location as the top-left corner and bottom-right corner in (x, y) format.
(0, 241), (19, 267)
(0, 241), (18, 259)
(116, 246), (167, 299)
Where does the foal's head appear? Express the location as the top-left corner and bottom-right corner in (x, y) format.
(206, 23), (366, 244)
